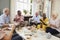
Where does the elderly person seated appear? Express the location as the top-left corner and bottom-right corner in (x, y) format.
(0, 8), (10, 28)
(14, 10), (24, 26)
(37, 13), (49, 31)
(30, 12), (41, 26)
(46, 13), (60, 37)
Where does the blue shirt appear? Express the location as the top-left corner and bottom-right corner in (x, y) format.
(33, 15), (41, 23)
(0, 14), (10, 26)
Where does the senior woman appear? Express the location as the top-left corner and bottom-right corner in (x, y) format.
(46, 13), (60, 35)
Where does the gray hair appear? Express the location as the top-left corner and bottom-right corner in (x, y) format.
(3, 8), (9, 13)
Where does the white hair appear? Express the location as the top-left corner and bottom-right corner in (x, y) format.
(52, 11), (58, 16)
(3, 8), (9, 13)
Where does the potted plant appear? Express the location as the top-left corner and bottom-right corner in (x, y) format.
(23, 10), (27, 15)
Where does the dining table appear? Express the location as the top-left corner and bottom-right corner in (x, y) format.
(16, 27), (60, 40)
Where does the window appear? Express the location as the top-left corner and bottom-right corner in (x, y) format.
(44, 0), (52, 19)
(15, 0), (33, 15)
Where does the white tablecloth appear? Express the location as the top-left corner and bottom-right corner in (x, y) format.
(16, 27), (60, 40)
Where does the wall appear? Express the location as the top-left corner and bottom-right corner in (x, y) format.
(10, 0), (16, 23)
(0, 0), (15, 23)
(52, 0), (60, 17)
(0, 0), (10, 14)
(43, 0), (51, 19)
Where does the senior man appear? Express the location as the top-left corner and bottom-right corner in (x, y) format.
(0, 8), (10, 28)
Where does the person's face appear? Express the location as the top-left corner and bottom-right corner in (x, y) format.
(52, 14), (57, 19)
(43, 14), (46, 18)
(35, 13), (38, 16)
(18, 11), (21, 16)
(5, 9), (10, 15)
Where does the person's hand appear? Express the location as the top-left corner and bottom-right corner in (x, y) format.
(50, 24), (57, 28)
(2, 27), (8, 31)
(3, 24), (9, 27)
(50, 24), (53, 26)
(14, 18), (20, 22)
(0, 30), (6, 39)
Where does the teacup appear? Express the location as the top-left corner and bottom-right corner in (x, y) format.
(46, 33), (51, 39)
